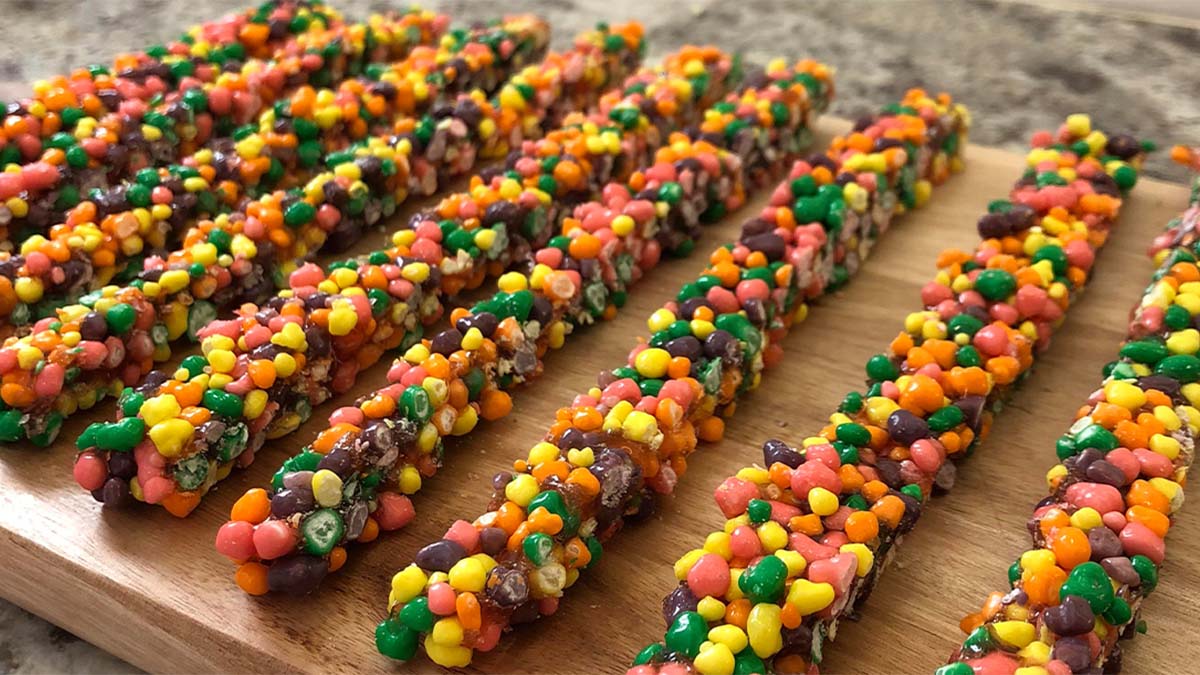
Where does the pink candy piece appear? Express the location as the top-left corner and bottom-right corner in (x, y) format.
(1064, 482), (1125, 514)
(252, 520), (296, 560)
(1119, 521), (1165, 564)
(710, 473), (758, 514)
(443, 519), (479, 552)
(374, 492), (415, 531)
(427, 582), (456, 615)
(685, 553), (730, 598)
(966, 651), (1020, 675)
(806, 552), (857, 596)
(789, 532), (837, 562)
(215, 521), (257, 561)
(73, 452), (108, 491)
(790, 460), (842, 497)
(729, 525), (762, 559)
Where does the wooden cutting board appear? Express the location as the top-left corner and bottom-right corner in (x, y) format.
(2, 116), (1198, 674)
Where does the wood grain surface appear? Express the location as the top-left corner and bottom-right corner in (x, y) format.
(2, 116), (1198, 674)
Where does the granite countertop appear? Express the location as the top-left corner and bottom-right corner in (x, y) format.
(0, 0), (1197, 671)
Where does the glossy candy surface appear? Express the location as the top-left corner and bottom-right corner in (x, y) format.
(216, 58), (834, 597)
(0, 21), (643, 446)
(938, 148), (1198, 675)
(629, 114), (1149, 675)
(64, 42), (736, 515)
(373, 88), (968, 668)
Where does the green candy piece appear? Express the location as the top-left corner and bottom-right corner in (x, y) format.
(974, 268), (1016, 301)
(961, 625), (993, 653)
(632, 643), (662, 666)
(1073, 424), (1118, 452)
(746, 499), (772, 524)
(119, 389), (145, 417)
(94, 417), (147, 452)
(901, 483), (924, 501)
(935, 663), (974, 675)
(522, 531), (554, 565)
(375, 619), (418, 660)
(840, 391), (864, 413)
(528, 489), (579, 534)
(947, 313), (984, 338)
(1130, 554), (1158, 592)
(399, 385), (431, 423)
(1165, 304), (1193, 330)
(104, 303), (136, 334)
(865, 353), (898, 382)
(284, 201), (316, 227)
(956, 345), (982, 367)
(0, 410), (24, 442)
(664, 611), (707, 659)
(301, 508), (345, 556)
(180, 355), (208, 378)
(584, 536), (603, 568)
(835, 422), (871, 447)
(833, 440), (859, 465)
(203, 389), (243, 418)
(737, 554), (787, 604)
(927, 405), (964, 432)
(1154, 354), (1200, 382)
(1103, 596), (1133, 625)
(1120, 339), (1168, 365)
(1060, 561), (1115, 613)
(792, 195), (827, 223)
(397, 597), (434, 633)
(733, 649), (766, 675)
(1112, 164), (1138, 191)
(1032, 244), (1068, 275)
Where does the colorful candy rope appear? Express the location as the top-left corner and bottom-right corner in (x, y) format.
(0, 23), (645, 446)
(66, 45), (737, 516)
(214, 59), (833, 596)
(371, 89), (967, 669)
(626, 115), (1148, 675)
(0, 15), (546, 328)
(938, 152), (1198, 675)
(0, 5), (447, 248)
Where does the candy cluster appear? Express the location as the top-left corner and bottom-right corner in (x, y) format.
(215, 58), (833, 596)
(67, 43), (735, 514)
(0, 15), (551, 331)
(628, 115), (1148, 675)
(0, 3), (447, 247)
(372, 89), (967, 669)
(0, 21), (644, 445)
(938, 151), (1198, 675)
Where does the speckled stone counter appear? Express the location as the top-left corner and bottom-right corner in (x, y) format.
(0, 0), (1197, 671)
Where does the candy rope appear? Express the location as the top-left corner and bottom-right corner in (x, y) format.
(371, 89), (967, 669)
(215, 58), (832, 596)
(67, 45), (737, 515)
(627, 115), (1149, 675)
(938, 152), (1199, 675)
(0, 15), (547, 328)
(0, 22), (644, 446)
(0, 4), (448, 248)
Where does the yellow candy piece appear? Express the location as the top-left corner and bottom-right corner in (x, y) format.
(311, 469), (343, 507)
(991, 620), (1036, 649)
(694, 641), (735, 675)
(148, 418), (194, 458)
(447, 558), (486, 593)
(786, 578), (834, 616)
(746, 603), (783, 658)
(504, 473), (538, 506)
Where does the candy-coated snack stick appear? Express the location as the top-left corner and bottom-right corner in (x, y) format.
(0, 15), (550, 330)
(216, 59), (833, 596)
(629, 115), (1148, 675)
(938, 148), (1197, 675)
(372, 89), (968, 668)
(0, 3), (448, 247)
(0, 22), (644, 445)
(66, 44), (738, 512)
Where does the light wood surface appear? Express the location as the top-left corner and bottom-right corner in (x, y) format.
(2, 116), (1198, 674)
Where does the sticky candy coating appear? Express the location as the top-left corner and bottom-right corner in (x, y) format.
(64, 44), (738, 514)
(0, 4), (448, 248)
(216, 59), (833, 597)
(629, 115), (1148, 675)
(372, 89), (967, 668)
(940, 156), (1199, 675)
(0, 22), (643, 446)
(0, 15), (553, 330)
